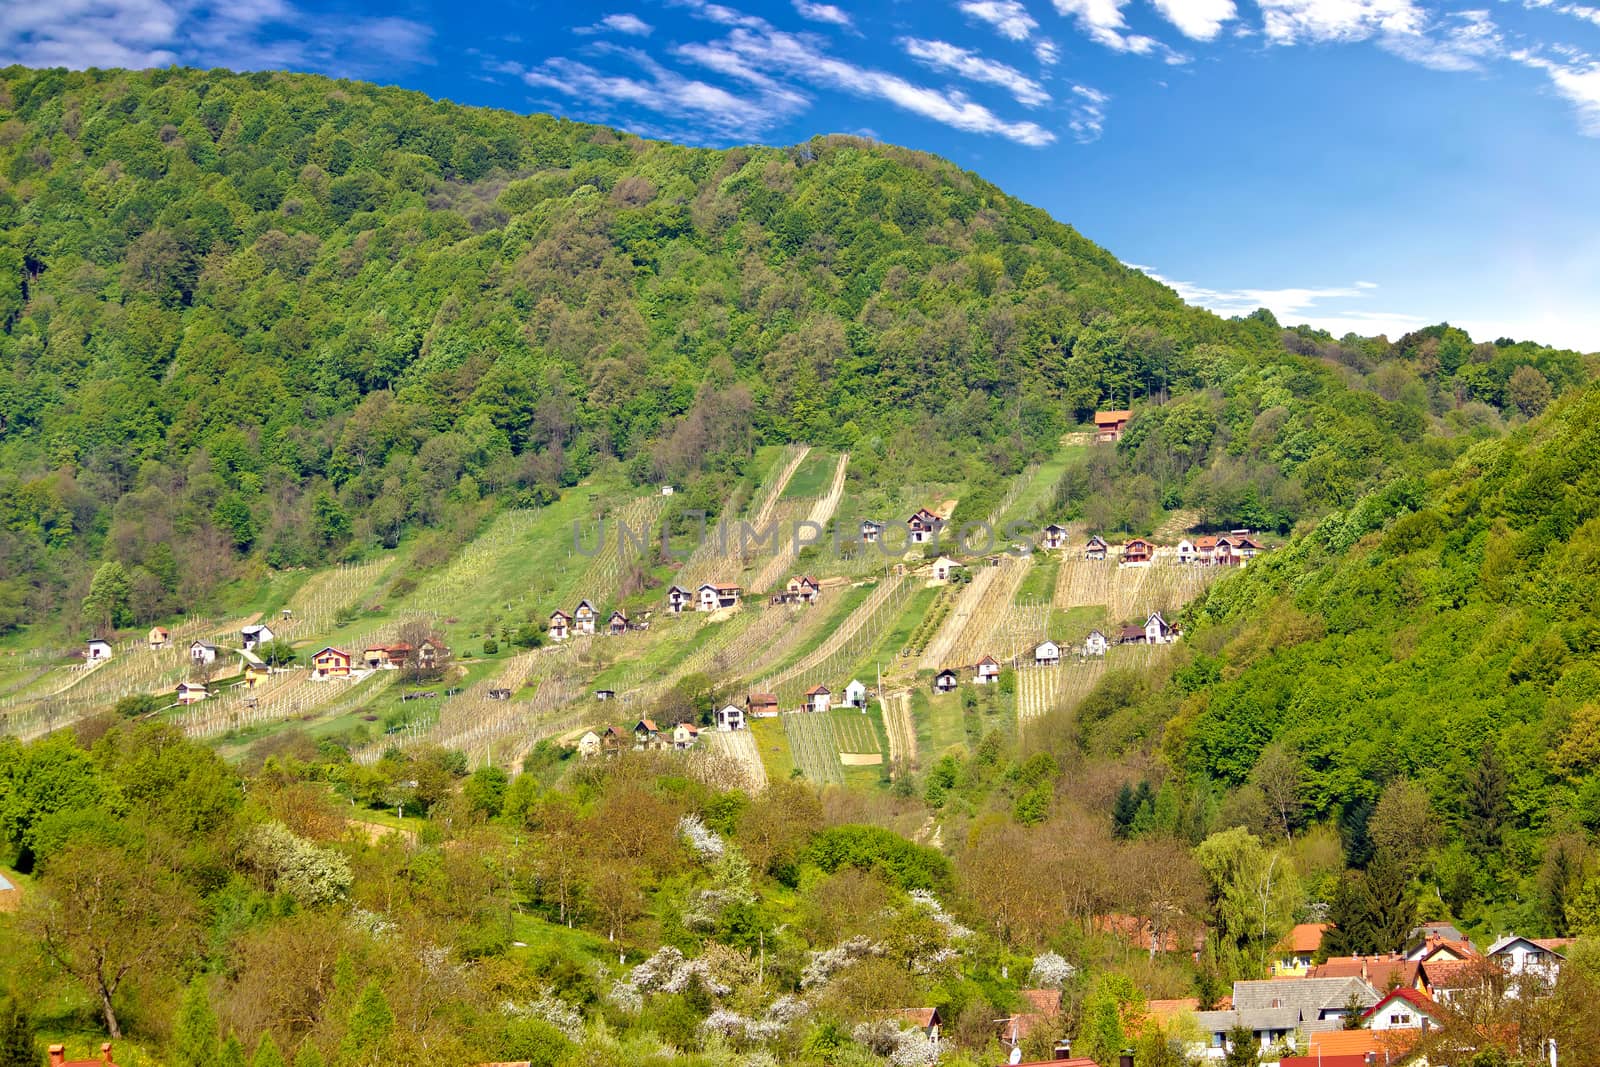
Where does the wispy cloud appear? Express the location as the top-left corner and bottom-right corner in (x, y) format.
(957, 0), (1041, 40)
(0, 0), (431, 74)
(792, 0), (854, 27)
(1035, 37), (1061, 63)
(677, 24), (1059, 144)
(1149, 0), (1239, 41)
(1254, 0), (1427, 45)
(576, 13), (655, 36)
(899, 37), (1051, 106)
(1513, 46), (1600, 134)
(1051, 0), (1188, 61)
(1134, 267), (1431, 335)
(1069, 84), (1110, 141)
(510, 46), (807, 140)
(1378, 10), (1502, 71)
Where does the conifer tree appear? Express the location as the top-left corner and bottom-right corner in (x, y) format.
(172, 979), (220, 1067)
(340, 982), (393, 1062)
(250, 1034), (286, 1067)
(220, 1035), (246, 1067)
(291, 1044), (325, 1067)
(0, 996), (40, 1067)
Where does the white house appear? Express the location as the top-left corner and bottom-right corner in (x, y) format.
(806, 685), (832, 713)
(189, 640), (219, 666)
(907, 508), (944, 545)
(1145, 611), (1176, 644)
(666, 585), (693, 614)
(931, 556), (963, 582)
(696, 583), (742, 611)
(974, 655), (1001, 684)
(1487, 934), (1572, 982)
(861, 519), (886, 544)
(549, 610), (571, 641)
(1083, 629), (1108, 657)
(1034, 641), (1061, 666)
(175, 680), (209, 705)
(1176, 539), (1197, 564)
(577, 731), (602, 758)
(844, 679), (868, 708)
(716, 704), (746, 731)
(241, 623), (274, 651)
(1362, 988), (1445, 1031)
(1085, 535), (1109, 561)
(1040, 524), (1068, 550)
(574, 600), (598, 635)
(933, 669), (959, 693)
(86, 638), (114, 663)
(673, 722), (700, 749)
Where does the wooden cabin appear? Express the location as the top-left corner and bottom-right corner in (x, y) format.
(549, 610), (571, 641)
(574, 600), (598, 635)
(147, 626), (169, 650)
(608, 610), (629, 635)
(746, 692), (779, 717)
(363, 643), (412, 669)
(1040, 523), (1068, 550)
(416, 637), (448, 670)
(1094, 409), (1132, 442)
(974, 655), (1002, 684)
(1085, 534), (1109, 561)
(1122, 538), (1154, 565)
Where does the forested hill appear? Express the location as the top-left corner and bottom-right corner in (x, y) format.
(1084, 380), (1600, 936)
(0, 65), (1586, 635)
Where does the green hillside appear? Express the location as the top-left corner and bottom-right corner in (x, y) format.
(0, 65), (1585, 645)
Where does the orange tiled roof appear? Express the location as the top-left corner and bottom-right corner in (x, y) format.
(1282, 922), (1327, 953)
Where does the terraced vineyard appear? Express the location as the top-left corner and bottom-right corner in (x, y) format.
(832, 710), (881, 756)
(782, 712), (844, 785)
(278, 556), (397, 638)
(749, 453), (849, 594)
(1016, 664), (1063, 721)
(1029, 643), (1178, 725)
(698, 729), (768, 792)
(572, 493), (670, 604)
(942, 556), (1035, 667)
(1052, 558), (1222, 624)
(754, 574), (913, 704)
(879, 690), (918, 772)
(677, 445), (808, 591)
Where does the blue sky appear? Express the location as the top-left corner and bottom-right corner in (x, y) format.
(3, 1), (1598, 349)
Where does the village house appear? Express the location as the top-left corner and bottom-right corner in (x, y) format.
(363, 643), (413, 670)
(907, 507), (944, 545)
(775, 575), (821, 605)
(746, 692), (779, 717)
(1094, 409), (1133, 442)
(974, 655), (1001, 684)
(577, 731), (602, 759)
(240, 650), (270, 688)
(672, 722), (699, 750)
(608, 609), (629, 635)
(148, 626), (169, 649)
(574, 600), (598, 635)
(1487, 934), (1574, 982)
(548, 610), (571, 641)
(1213, 536), (1238, 567)
(997, 989), (1062, 1052)
(1273, 923), (1327, 976)
(930, 556), (963, 582)
(601, 725), (629, 756)
(1034, 640), (1061, 666)
(86, 638), (114, 663)
(175, 681), (209, 705)
(696, 583), (742, 611)
(595, 689), (616, 702)
(666, 585), (693, 613)
(1118, 624), (1148, 645)
(1121, 537), (1155, 565)
(633, 719), (663, 749)
(189, 639), (218, 666)
(1308, 954), (1424, 992)
(1145, 611), (1176, 644)
(416, 637), (448, 670)
(933, 669), (959, 693)
(716, 704), (746, 731)
(1176, 538), (1197, 564)
(1085, 534), (1109, 561)
(898, 1008), (942, 1044)
(1404, 927), (1477, 963)
(240, 623), (274, 651)
(1194, 535), (1218, 564)
(844, 679), (868, 708)
(1040, 523), (1068, 550)
(1083, 629), (1108, 657)
(1236, 534), (1265, 560)
(860, 519), (886, 544)
(1362, 988), (1445, 1031)
(806, 685), (833, 713)
(310, 646), (353, 680)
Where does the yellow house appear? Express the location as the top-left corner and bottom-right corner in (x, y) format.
(1273, 922), (1327, 976)
(240, 650), (271, 689)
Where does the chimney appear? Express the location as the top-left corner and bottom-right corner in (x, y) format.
(102, 1044), (114, 1065)
(48, 1048), (65, 1067)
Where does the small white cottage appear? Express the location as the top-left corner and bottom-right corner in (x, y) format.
(1083, 629), (1108, 657)
(1034, 641), (1061, 666)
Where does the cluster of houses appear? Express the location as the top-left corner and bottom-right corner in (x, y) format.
(578, 719), (704, 756)
(549, 599), (652, 641)
(1176, 922), (1577, 1064)
(928, 612), (1179, 693)
(307, 635), (448, 681)
(1034, 530), (1265, 567)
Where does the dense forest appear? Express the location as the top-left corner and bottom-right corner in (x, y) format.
(0, 65), (1587, 639)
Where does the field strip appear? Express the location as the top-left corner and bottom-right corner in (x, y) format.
(697, 729), (768, 792)
(880, 689), (918, 771)
(679, 445), (808, 590)
(749, 453), (848, 594)
(755, 574), (909, 695)
(783, 712), (844, 785)
(919, 565), (1001, 670)
(946, 556), (1032, 667)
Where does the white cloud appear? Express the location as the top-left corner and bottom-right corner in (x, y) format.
(0, 0), (430, 73)
(577, 13), (654, 36)
(1134, 266), (1431, 335)
(793, 0), (854, 27)
(513, 47), (807, 140)
(1035, 36), (1062, 62)
(1254, 0), (1427, 45)
(678, 26), (1058, 145)
(957, 0), (1041, 40)
(1149, 0), (1239, 40)
(1051, 0), (1188, 59)
(1069, 84), (1110, 141)
(1514, 47), (1600, 134)
(899, 37), (1051, 105)
(1378, 10), (1502, 71)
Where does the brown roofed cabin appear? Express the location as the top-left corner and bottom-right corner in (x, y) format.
(548, 610), (571, 641)
(363, 643), (412, 669)
(907, 507), (944, 544)
(416, 637), (448, 669)
(1122, 538), (1154, 564)
(778, 575), (821, 604)
(1094, 409), (1132, 442)
(608, 610), (629, 635)
(1040, 523), (1068, 550)
(574, 600), (598, 634)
